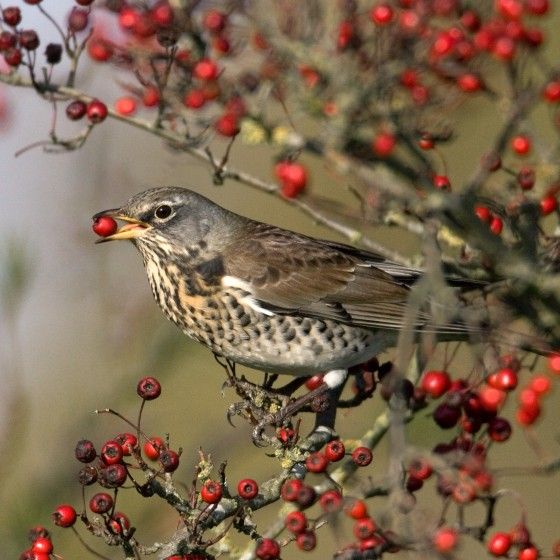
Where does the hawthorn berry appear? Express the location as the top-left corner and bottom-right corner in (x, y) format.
(200, 480), (223, 504)
(31, 537), (53, 555)
(488, 532), (512, 556)
(324, 439), (345, 462)
(517, 167), (536, 190)
(101, 463), (128, 487)
(78, 465), (98, 486)
(137, 376), (161, 400)
(88, 37), (113, 62)
(160, 449), (180, 472)
(92, 215), (118, 237)
(193, 58), (219, 80)
(319, 489), (342, 512)
(421, 370), (451, 398)
(4, 46), (22, 66)
(275, 161), (308, 198)
(68, 8), (89, 32)
(370, 4), (394, 25)
(457, 73), (481, 92)
(305, 451), (329, 473)
(115, 96), (137, 116)
(203, 9), (227, 34)
(351, 446), (373, 466)
(511, 135), (531, 155)
(215, 112), (239, 137)
(406, 475), (424, 492)
(530, 375), (551, 395)
(305, 374), (324, 390)
(433, 527), (458, 553)
(433, 403), (461, 428)
(433, 174), (451, 190)
(296, 484), (317, 508)
(408, 457), (433, 480)
(519, 546), (540, 560)
(108, 511), (131, 534)
(540, 195), (558, 215)
(296, 530), (317, 551)
(487, 368), (518, 391)
(101, 440), (124, 465)
(144, 436), (164, 460)
(372, 131), (396, 157)
(45, 43), (62, 64)
(488, 417), (512, 442)
(490, 216), (504, 235)
(89, 492), (114, 514)
(237, 478), (259, 500)
(0, 31), (17, 50)
(2, 7), (21, 27)
(150, 1), (174, 27)
(344, 498), (368, 519)
(87, 99), (108, 123)
(114, 432), (138, 455)
(52, 505), (77, 527)
(281, 478), (303, 502)
(142, 87), (160, 107)
(353, 517), (376, 540)
(255, 538), (280, 560)
(284, 510), (307, 534)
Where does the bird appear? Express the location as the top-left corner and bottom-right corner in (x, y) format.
(93, 186), (484, 432)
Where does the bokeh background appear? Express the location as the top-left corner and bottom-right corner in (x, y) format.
(1, 2), (560, 559)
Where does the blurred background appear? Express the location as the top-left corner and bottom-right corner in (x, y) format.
(1, 2), (560, 559)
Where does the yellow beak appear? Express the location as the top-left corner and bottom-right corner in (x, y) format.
(93, 209), (151, 243)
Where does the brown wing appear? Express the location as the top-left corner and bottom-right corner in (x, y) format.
(223, 222), (425, 330)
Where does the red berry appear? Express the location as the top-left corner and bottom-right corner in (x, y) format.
(490, 216), (503, 235)
(544, 80), (560, 103)
(370, 4), (394, 25)
(351, 446), (373, 466)
(193, 58), (219, 81)
(488, 417), (512, 442)
(237, 478), (259, 500)
(487, 368), (518, 391)
(493, 36), (516, 60)
(305, 374), (324, 390)
(296, 484), (317, 508)
(142, 87), (160, 107)
(433, 403), (461, 428)
(421, 370), (451, 398)
(519, 546), (539, 560)
(200, 480), (223, 504)
(275, 161), (308, 198)
(433, 527), (458, 553)
(324, 439), (345, 462)
(31, 537), (53, 555)
(516, 402), (540, 425)
(530, 375), (551, 395)
(183, 89), (206, 109)
(160, 448), (180, 472)
(75, 439), (97, 463)
(52, 504), (77, 528)
(281, 478), (303, 502)
(517, 167), (536, 190)
(68, 7), (89, 32)
(418, 135), (434, 150)
(88, 37), (113, 62)
(511, 135), (531, 155)
(353, 517), (377, 540)
(108, 511), (130, 534)
(0, 31), (17, 50)
(78, 465), (98, 486)
(87, 99), (108, 123)
(255, 538), (280, 560)
(408, 458), (433, 480)
(92, 215), (118, 237)
(150, 1), (174, 27)
(101, 463), (128, 487)
(143, 436), (164, 460)
(305, 451), (329, 473)
(212, 35), (231, 54)
(2, 7), (21, 27)
(137, 376), (161, 400)
(115, 96), (137, 116)
(296, 530), (317, 551)
(114, 432), (138, 455)
(319, 489), (342, 512)
(433, 174), (451, 190)
(372, 131), (396, 157)
(488, 532), (512, 556)
(475, 205), (492, 222)
(284, 510), (307, 534)
(203, 9), (227, 33)
(526, 0), (548, 14)
(540, 195), (558, 215)
(344, 498), (368, 519)
(3, 46), (22, 66)
(479, 385), (506, 411)
(24, 0), (43, 4)
(497, 0), (523, 19)
(215, 112), (239, 137)
(457, 73), (482, 92)
(101, 440), (124, 465)
(89, 492), (114, 514)
(76, 0), (95, 5)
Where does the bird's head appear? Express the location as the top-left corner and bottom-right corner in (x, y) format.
(93, 186), (239, 259)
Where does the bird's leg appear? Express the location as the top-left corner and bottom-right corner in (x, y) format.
(252, 370), (348, 444)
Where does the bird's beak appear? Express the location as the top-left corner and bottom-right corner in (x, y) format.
(92, 208), (151, 243)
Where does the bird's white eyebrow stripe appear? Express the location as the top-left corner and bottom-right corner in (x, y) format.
(221, 275), (275, 316)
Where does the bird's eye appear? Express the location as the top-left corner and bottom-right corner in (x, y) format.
(154, 204), (173, 220)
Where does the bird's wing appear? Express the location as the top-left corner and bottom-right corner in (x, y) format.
(221, 223), (431, 330)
